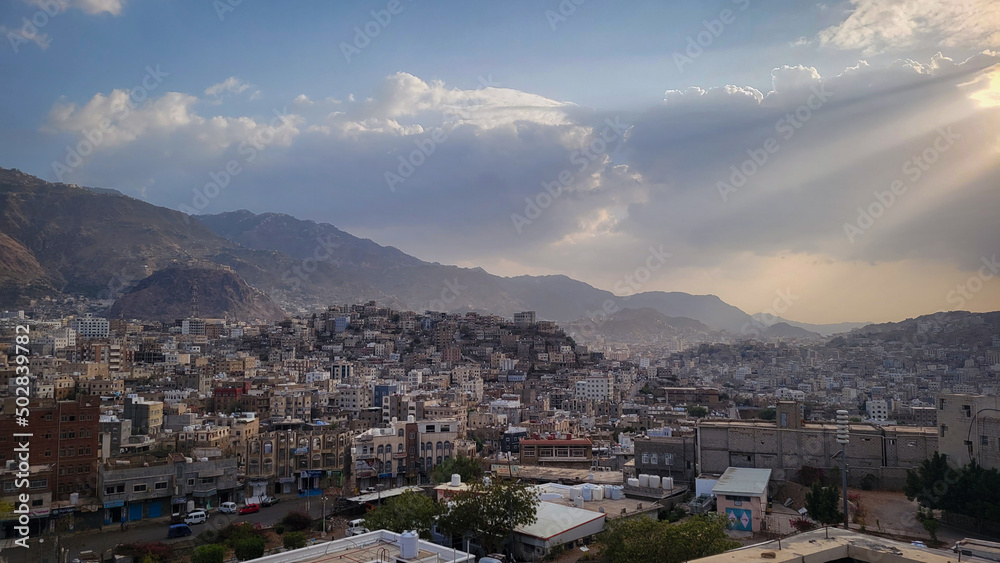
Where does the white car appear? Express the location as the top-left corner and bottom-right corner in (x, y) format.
(346, 519), (369, 536)
(218, 502), (238, 514)
(184, 510), (208, 525)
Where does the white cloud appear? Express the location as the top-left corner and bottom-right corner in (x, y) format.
(204, 77), (251, 100)
(819, 0), (1000, 54)
(28, 0), (129, 16)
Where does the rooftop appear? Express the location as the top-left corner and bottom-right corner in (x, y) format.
(248, 529), (474, 563)
(712, 467), (772, 497)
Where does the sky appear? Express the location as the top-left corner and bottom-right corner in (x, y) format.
(1, 0), (999, 324)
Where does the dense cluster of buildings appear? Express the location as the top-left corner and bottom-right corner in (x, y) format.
(0, 303), (997, 558)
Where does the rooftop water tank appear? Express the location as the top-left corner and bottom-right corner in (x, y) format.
(451, 474), (461, 487)
(399, 530), (419, 559)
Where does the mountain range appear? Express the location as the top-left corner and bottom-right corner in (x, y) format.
(0, 167), (857, 334)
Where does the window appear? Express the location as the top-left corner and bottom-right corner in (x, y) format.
(982, 436), (990, 447)
(441, 425), (450, 432)
(4, 482), (16, 492)
(31, 499), (43, 507)
(963, 405), (972, 418)
(188, 479), (195, 486)
(155, 482), (168, 490)
(200, 478), (214, 484)
(134, 484), (147, 492)
(940, 424), (948, 437)
(650, 454), (658, 465)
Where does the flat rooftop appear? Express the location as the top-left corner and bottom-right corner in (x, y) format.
(250, 530), (473, 563)
(694, 528), (990, 563)
(345, 486), (423, 504)
(534, 483), (659, 520)
(515, 466), (623, 485)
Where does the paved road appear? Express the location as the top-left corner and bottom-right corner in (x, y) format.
(60, 496), (339, 562)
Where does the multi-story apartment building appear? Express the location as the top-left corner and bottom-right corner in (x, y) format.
(98, 454), (238, 525)
(69, 314), (109, 339)
(519, 437), (593, 469)
(243, 428), (350, 497)
(633, 432), (697, 484)
(123, 396), (163, 435)
(938, 393), (1000, 470)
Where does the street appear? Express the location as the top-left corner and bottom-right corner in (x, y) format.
(60, 495), (341, 562)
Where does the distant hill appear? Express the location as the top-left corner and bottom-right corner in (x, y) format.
(751, 313), (870, 336)
(106, 264), (286, 322)
(562, 307), (711, 344)
(763, 322), (821, 339)
(0, 167), (760, 330)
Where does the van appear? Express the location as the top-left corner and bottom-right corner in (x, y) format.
(219, 502), (238, 514)
(167, 524), (192, 538)
(184, 510), (207, 525)
(346, 519), (369, 536)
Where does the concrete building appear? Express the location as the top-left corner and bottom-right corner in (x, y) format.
(519, 437), (593, 469)
(70, 314), (109, 339)
(938, 393), (1000, 470)
(123, 396), (163, 435)
(712, 467), (771, 532)
(633, 432), (697, 484)
(698, 403), (936, 489)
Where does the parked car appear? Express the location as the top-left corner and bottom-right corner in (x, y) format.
(218, 502), (238, 514)
(167, 523), (193, 538)
(346, 518), (369, 536)
(238, 503), (260, 515)
(184, 510), (207, 525)
(261, 496), (281, 507)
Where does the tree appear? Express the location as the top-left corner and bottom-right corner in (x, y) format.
(758, 407), (776, 421)
(360, 490), (443, 539)
(438, 479), (540, 554)
(805, 482), (844, 527)
(598, 514), (739, 563)
(192, 545), (226, 563)
(232, 536), (266, 561)
(280, 511), (314, 532)
(432, 455), (484, 484)
(283, 531), (307, 551)
(687, 405), (708, 418)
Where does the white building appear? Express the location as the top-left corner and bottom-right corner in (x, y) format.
(70, 314), (109, 338)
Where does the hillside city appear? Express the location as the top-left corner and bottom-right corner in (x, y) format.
(1, 301), (999, 562)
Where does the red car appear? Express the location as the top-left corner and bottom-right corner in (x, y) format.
(238, 503), (260, 515)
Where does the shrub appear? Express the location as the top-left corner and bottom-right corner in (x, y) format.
(273, 524), (286, 535)
(790, 517), (816, 532)
(232, 536), (266, 561)
(797, 466), (826, 487)
(283, 531), (307, 551)
(117, 542), (175, 563)
(192, 544), (226, 563)
(219, 522), (259, 545)
(280, 511), (314, 532)
(860, 473), (879, 491)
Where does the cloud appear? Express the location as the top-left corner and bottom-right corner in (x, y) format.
(204, 77), (252, 101)
(28, 0), (129, 16)
(38, 59), (1000, 321)
(819, 0), (1000, 54)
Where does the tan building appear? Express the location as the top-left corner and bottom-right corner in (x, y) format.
(938, 393), (1000, 470)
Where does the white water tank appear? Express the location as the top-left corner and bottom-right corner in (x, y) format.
(574, 496), (584, 508)
(638, 474), (648, 488)
(612, 486), (623, 500)
(451, 474), (461, 487)
(592, 486), (604, 501)
(400, 530), (419, 559)
(539, 493), (562, 501)
(70, 492), (79, 505)
(581, 486), (592, 501)
(663, 477), (674, 490)
(627, 478), (640, 488)
(571, 486), (583, 499)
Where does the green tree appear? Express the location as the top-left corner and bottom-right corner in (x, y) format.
(283, 531), (307, 551)
(280, 511), (314, 532)
(192, 545), (226, 563)
(904, 452), (957, 511)
(432, 455), (484, 484)
(805, 482), (845, 527)
(598, 514), (739, 563)
(758, 407), (776, 421)
(438, 479), (540, 554)
(687, 405), (708, 418)
(360, 490), (443, 539)
(232, 536), (266, 561)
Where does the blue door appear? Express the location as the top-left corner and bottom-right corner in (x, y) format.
(148, 500), (162, 518)
(129, 503), (143, 522)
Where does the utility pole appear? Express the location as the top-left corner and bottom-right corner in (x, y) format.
(322, 496), (328, 537)
(836, 410), (850, 529)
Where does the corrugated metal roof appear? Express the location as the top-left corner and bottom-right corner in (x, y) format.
(711, 467), (771, 496)
(514, 501), (606, 540)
